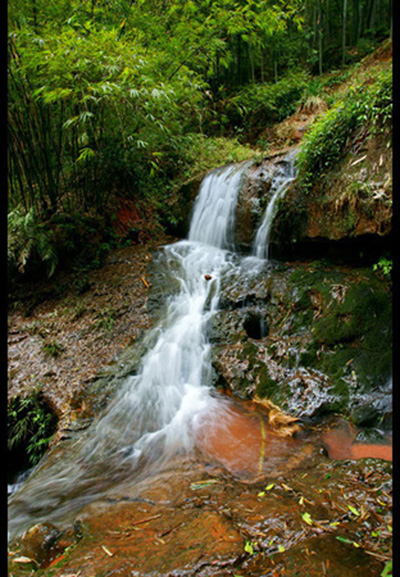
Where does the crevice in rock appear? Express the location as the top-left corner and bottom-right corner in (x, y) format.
(243, 312), (268, 340)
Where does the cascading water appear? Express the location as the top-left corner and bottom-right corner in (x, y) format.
(252, 149), (298, 260)
(8, 161), (253, 540)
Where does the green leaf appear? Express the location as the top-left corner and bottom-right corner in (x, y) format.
(302, 513), (313, 526)
(381, 561), (392, 577)
(244, 541), (254, 554)
(336, 536), (352, 545)
(348, 505), (360, 516)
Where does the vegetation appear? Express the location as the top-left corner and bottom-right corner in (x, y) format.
(8, 388), (58, 470)
(8, 0), (392, 279)
(296, 66), (392, 193)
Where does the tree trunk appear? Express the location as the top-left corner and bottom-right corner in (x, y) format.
(317, 0), (323, 74)
(342, 0), (348, 65)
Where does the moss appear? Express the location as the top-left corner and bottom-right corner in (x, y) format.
(351, 348), (392, 390)
(313, 278), (391, 345)
(298, 341), (320, 368)
(241, 341), (261, 365)
(314, 313), (363, 345)
(255, 367), (280, 401)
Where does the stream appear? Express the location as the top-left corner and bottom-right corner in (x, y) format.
(8, 154), (392, 576)
(9, 160), (269, 538)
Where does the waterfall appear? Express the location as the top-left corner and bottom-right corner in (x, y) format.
(252, 150), (298, 260)
(8, 161), (251, 539)
(189, 163), (249, 250)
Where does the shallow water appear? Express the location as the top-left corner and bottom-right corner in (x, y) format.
(8, 154), (392, 554)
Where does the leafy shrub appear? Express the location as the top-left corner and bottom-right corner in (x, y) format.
(8, 207), (58, 277)
(227, 72), (309, 136)
(8, 389), (58, 469)
(296, 68), (392, 193)
(373, 257), (392, 280)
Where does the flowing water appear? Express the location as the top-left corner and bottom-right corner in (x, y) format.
(252, 149), (297, 260)
(8, 150), (392, 554)
(9, 160), (262, 539)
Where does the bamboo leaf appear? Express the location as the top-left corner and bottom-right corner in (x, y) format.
(302, 512), (313, 526)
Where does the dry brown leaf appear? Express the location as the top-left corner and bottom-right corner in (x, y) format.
(253, 396), (300, 437)
(13, 556), (37, 564)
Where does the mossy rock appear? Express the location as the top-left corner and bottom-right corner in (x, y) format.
(213, 260), (391, 426)
(254, 365), (281, 404)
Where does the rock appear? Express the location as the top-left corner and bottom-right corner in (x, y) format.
(213, 261), (392, 427)
(272, 131), (392, 255)
(351, 403), (380, 428)
(18, 522), (62, 567)
(234, 163), (273, 251)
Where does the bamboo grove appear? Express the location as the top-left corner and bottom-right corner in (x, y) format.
(8, 0), (392, 276)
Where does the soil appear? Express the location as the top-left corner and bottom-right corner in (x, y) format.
(8, 234), (174, 434)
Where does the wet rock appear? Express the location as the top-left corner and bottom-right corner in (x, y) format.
(234, 163), (273, 251)
(351, 403), (381, 428)
(18, 523), (61, 567)
(272, 131), (392, 256)
(15, 454), (390, 577)
(213, 262), (392, 427)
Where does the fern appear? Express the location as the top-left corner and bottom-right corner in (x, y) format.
(8, 208), (58, 277)
(8, 390), (58, 467)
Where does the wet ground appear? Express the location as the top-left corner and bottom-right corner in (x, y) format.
(8, 399), (392, 577)
(8, 239), (392, 576)
(8, 235), (174, 435)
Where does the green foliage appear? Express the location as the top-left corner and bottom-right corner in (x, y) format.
(381, 561), (392, 577)
(8, 389), (58, 467)
(227, 72), (309, 136)
(8, 207), (58, 276)
(296, 68), (392, 193)
(95, 308), (116, 332)
(7, 0), (392, 274)
(373, 258), (392, 280)
(8, 25), (205, 217)
(41, 339), (64, 358)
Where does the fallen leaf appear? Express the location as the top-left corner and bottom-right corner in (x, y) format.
(350, 154), (367, 167)
(102, 545), (114, 557)
(13, 556), (37, 564)
(302, 512), (313, 526)
(348, 505), (360, 516)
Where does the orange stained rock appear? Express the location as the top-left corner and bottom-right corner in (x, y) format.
(195, 404), (297, 475)
(321, 423), (392, 462)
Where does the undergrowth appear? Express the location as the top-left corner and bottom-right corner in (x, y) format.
(8, 388), (58, 470)
(295, 67), (392, 194)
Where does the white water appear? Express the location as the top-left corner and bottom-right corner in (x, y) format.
(252, 150), (298, 260)
(8, 161), (253, 539)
